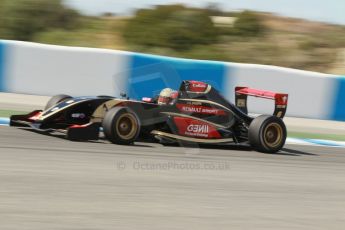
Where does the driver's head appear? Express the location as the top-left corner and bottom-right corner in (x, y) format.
(158, 88), (177, 105)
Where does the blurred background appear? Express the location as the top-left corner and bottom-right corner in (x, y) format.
(0, 0), (344, 74)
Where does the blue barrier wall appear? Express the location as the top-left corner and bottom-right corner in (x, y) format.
(0, 40), (344, 122)
(0, 41), (6, 92)
(332, 77), (345, 121)
(128, 53), (228, 99)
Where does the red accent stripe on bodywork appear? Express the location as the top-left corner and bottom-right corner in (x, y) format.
(28, 111), (43, 121)
(70, 123), (92, 129)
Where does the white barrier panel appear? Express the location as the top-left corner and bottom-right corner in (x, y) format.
(3, 40), (131, 97)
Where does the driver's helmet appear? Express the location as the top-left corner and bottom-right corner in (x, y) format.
(158, 88), (177, 105)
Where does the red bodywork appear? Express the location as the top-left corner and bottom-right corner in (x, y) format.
(173, 117), (221, 139)
(186, 81), (209, 93)
(28, 111), (43, 121)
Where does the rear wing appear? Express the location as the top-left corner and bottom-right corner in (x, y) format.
(235, 87), (288, 118)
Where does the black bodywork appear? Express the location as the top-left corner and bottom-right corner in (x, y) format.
(10, 80), (287, 147)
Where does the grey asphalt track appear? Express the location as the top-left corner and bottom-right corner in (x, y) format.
(1, 126), (345, 230)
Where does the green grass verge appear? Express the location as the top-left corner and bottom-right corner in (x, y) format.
(288, 131), (345, 142)
(0, 110), (26, 118)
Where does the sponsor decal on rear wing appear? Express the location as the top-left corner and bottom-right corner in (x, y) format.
(235, 87), (288, 118)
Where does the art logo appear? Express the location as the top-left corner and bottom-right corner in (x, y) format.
(174, 116), (221, 139)
(181, 106), (202, 113)
(192, 83), (206, 88)
(188, 81), (208, 92)
(186, 124), (209, 136)
(71, 113), (86, 119)
(176, 104), (226, 116)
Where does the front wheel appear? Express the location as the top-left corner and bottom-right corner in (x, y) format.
(248, 115), (287, 153)
(102, 107), (141, 145)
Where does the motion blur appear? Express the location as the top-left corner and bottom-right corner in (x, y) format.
(1, 0), (345, 74)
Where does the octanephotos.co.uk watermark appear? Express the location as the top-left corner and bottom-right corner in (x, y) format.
(116, 160), (230, 171)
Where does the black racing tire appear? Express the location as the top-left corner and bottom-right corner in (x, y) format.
(248, 115), (287, 153)
(102, 107), (141, 145)
(45, 94), (72, 110)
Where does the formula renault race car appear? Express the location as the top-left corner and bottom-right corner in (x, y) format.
(10, 80), (289, 153)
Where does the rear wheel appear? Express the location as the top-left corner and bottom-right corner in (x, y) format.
(248, 115), (287, 153)
(45, 94), (72, 110)
(102, 107), (141, 145)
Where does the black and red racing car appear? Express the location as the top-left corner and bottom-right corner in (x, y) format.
(10, 80), (289, 153)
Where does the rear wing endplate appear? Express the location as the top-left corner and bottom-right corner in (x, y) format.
(235, 87), (288, 118)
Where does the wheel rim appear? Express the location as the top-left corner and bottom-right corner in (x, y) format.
(115, 113), (138, 140)
(263, 123), (283, 148)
